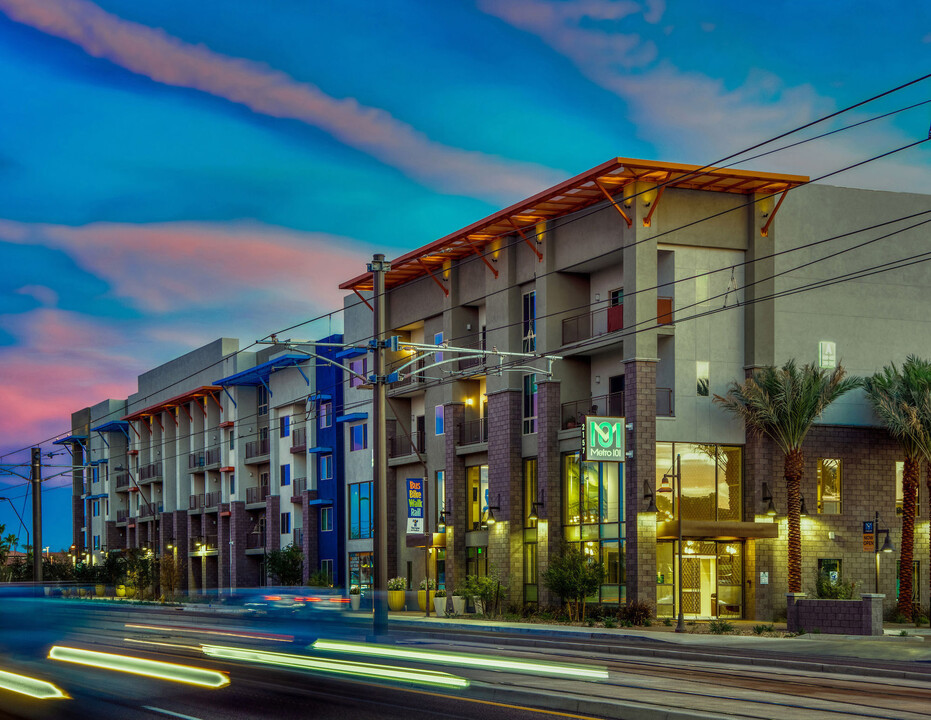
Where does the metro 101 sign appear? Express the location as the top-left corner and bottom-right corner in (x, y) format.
(581, 416), (626, 462)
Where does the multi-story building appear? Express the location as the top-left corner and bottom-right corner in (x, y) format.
(337, 157), (931, 619)
(66, 336), (345, 591)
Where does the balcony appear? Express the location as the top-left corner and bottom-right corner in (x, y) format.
(457, 337), (485, 372)
(140, 501), (163, 518)
(459, 417), (488, 445)
(188, 452), (205, 470)
(389, 431), (425, 459)
(204, 490), (221, 508)
(246, 532), (266, 549)
(245, 437), (270, 463)
(205, 447), (221, 467)
(246, 485), (269, 505)
(292, 476), (307, 496)
(189, 493), (203, 510)
(561, 392), (625, 428)
(116, 509), (130, 523)
(561, 299), (673, 346)
(657, 387), (674, 417)
(115, 473), (130, 491)
(387, 358), (425, 396)
(290, 427), (307, 454)
(191, 534), (219, 552)
(139, 461), (162, 482)
(294, 527), (304, 547)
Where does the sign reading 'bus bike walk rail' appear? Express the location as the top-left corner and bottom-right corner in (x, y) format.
(581, 416), (626, 462)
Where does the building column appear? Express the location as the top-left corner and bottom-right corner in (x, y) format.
(218, 504), (230, 591)
(624, 359), (657, 606)
(536, 380), (561, 607)
(444, 403), (466, 597)
(229, 501), (249, 590)
(172, 510), (188, 592)
(487, 389), (523, 607)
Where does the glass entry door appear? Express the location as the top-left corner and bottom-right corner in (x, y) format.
(657, 541), (743, 619)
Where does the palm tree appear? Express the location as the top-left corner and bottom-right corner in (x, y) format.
(714, 360), (859, 593)
(866, 356), (931, 618)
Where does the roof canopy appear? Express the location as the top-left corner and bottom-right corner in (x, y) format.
(52, 434), (87, 445)
(213, 355), (311, 388)
(340, 157), (808, 293)
(123, 385), (221, 421)
(91, 421), (129, 434)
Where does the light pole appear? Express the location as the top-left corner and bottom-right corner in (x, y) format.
(658, 454), (684, 632)
(873, 511), (895, 594)
(370, 253), (390, 636)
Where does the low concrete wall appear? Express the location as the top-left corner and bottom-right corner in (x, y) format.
(786, 592), (884, 635)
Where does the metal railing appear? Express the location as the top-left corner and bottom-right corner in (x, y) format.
(293, 476), (307, 495)
(459, 417), (488, 445)
(191, 534), (219, 552)
(116, 509), (130, 522)
(246, 532), (266, 549)
(115, 474), (130, 489)
(204, 491), (221, 508)
(246, 485), (269, 504)
(139, 461), (162, 481)
(140, 501), (163, 518)
(294, 528), (304, 547)
(389, 431), (425, 458)
(657, 387), (674, 417)
(245, 437), (270, 459)
(206, 447), (221, 466)
(561, 298), (673, 345)
(291, 427), (307, 452)
(457, 336), (485, 371)
(561, 392), (625, 429)
(188, 452), (205, 469)
(189, 494), (202, 510)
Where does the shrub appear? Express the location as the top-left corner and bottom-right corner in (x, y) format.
(752, 623), (774, 635)
(888, 609), (909, 624)
(603, 617), (617, 628)
(663, 617), (673, 627)
(618, 600), (654, 626)
(419, 578), (436, 591)
(462, 570), (507, 617)
(387, 577), (406, 591)
(709, 619), (733, 634)
(915, 614), (928, 627)
(307, 569), (332, 587)
(349, 585), (360, 595)
(541, 546), (605, 622)
(265, 544), (303, 586)
(900, 630), (909, 636)
(434, 588), (446, 597)
(813, 570), (857, 600)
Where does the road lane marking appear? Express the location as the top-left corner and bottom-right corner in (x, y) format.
(49, 646), (230, 688)
(125, 623), (292, 642)
(142, 706), (204, 720)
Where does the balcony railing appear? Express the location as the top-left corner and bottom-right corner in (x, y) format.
(457, 336), (485, 371)
(139, 461), (162, 481)
(188, 452), (205, 469)
(189, 494), (202, 510)
(115, 473), (130, 490)
(206, 447), (221, 466)
(293, 476), (307, 495)
(657, 387), (674, 417)
(245, 437), (270, 460)
(291, 427), (307, 453)
(389, 431), (425, 458)
(246, 532), (266, 549)
(459, 417), (488, 445)
(191, 534), (219, 552)
(204, 491), (221, 508)
(388, 358), (424, 392)
(246, 485), (269, 504)
(561, 392), (625, 429)
(116, 509), (130, 522)
(294, 527), (304, 548)
(140, 501), (163, 518)
(561, 299), (673, 345)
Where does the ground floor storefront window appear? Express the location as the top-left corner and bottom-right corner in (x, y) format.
(656, 541), (743, 618)
(349, 551), (373, 590)
(466, 546), (487, 578)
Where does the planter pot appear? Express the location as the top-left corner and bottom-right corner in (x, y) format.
(433, 597), (448, 616)
(388, 589), (406, 611)
(473, 596), (485, 615)
(451, 596), (466, 615)
(417, 590), (435, 612)
(125, 586), (136, 598)
(116, 585), (126, 598)
(95, 584), (105, 597)
(350, 594), (361, 611)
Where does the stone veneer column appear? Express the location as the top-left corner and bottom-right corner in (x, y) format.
(444, 403), (466, 597)
(624, 359), (657, 606)
(73, 497), (85, 555)
(536, 380), (562, 607)
(172, 510), (188, 592)
(487, 389), (523, 607)
(105, 521), (122, 554)
(265, 495), (281, 553)
(218, 504), (230, 591)
(229, 501), (250, 589)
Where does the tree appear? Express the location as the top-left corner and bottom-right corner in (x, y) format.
(864, 358), (931, 619)
(160, 553), (182, 599)
(714, 360), (859, 593)
(542, 546), (605, 621)
(265, 544), (303, 586)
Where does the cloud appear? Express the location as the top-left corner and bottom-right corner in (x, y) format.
(0, 0), (563, 203)
(0, 219), (371, 315)
(15, 285), (58, 308)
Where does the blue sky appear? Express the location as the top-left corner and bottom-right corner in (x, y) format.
(0, 0), (928, 549)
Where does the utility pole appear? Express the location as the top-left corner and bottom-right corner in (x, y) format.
(31, 447), (42, 585)
(370, 253), (390, 636)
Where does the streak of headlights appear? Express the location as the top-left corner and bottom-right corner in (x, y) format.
(312, 639), (609, 680)
(49, 646), (230, 688)
(125, 623), (293, 643)
(201, 644), (469, 689)
(0, 669), (69, 700)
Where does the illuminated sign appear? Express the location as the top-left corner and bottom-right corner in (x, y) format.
(819, 341), (836, 369)
(407, 478), (424, 534)
(581, 416), (626, 462)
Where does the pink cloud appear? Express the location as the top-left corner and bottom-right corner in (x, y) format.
(0, 0), (562, 202)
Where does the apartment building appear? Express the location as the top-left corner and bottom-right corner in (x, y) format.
(338, 157), (931, 619)
(65, 336), (345, 591)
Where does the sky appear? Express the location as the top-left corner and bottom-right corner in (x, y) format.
(0, 0), (928, 550)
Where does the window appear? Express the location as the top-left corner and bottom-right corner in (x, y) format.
(321, 559), (334, 583)
(522, 373), (537, 434)
(93, 501), (100, 517)
(696, 361), (709, 397)
(434, 332), (444, 362)
(280, 415), (290, 438)
(349, 358), (367, 388)
(280, 463), (290, 486)
(435, 470), (445, 520)
(522, 290), (536, 352)
(467, 465), (489, 530)
(93, 535), (100, 551)
(349, 551), (373, 588)
(281, 512), (291, 534)
(817, 458), (842, 514)
(321, 506), (333, 532)
(260, 471), (270, 486)
(610, 288), (624, 307)
(655, 443), (741, 522)
(320, 454), (332, 480)
(230, 473), (235, 495)
(257, 385), (269, 416)
(896, 461), (920, 516)
(93, 466), (99, 483)
(435, 405), (444, 435)
(229, 431), (235, 451)
(818, 558), (841, 583)
(349, 482), (373, 539)
(350, 423), (368, 451)
(523, 459), (538, 528)
(319, 401), (332, 429)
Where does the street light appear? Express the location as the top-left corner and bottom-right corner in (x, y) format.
(873, 511), (895, 594)
(658, 454), (684, 633)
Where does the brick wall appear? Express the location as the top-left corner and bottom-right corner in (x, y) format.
(444, 403), (466, 596)
(218, 504), (230, 590)
(787, 593), (884, 635)
(537, 380), (562, 606)
(487, 389), (523, 606)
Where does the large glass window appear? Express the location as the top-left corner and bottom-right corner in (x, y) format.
(320, 454), (332, 480)
(467, 465), (489, 530)
(523, 459), (538, 529)
(522, 374), (537, 435)
(257, 385), (269, 416)
(280, 415), (290, 438)
(349, 482), (373, 539)
(435, 470), (445, 521)
(655, 443), (742, 522)
(435, 405), (444, 435)
(350, 423), (367, 451)
(466, 547), (487, 578)
(817, 458), (842, 515)
(349, 358), (367, 388)
(434, 332), (444, 362)
(319, 401), (332, 429)
(349, 551), (373, 589)
(522, 290), (536, 352)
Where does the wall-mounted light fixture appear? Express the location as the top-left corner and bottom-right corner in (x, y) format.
(642, 480), (657, 513)
(800, 495), (810, 517)
(528, 490), (545, 522)
(485, 494), (501, 525)
(761, 482), (777, 516)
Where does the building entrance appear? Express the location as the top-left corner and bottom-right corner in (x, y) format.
(657, 541), (743, 619)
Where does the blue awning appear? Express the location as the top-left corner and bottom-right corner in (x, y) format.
(89, 459), (109, 465)
(335, 347), (367, 360)
(308, 393), (332, 402)
(336, 412), (368, 423)
(86, 493), (109, 500)
(92, 421), (130, 434)
(307, 446), (333, 454)
(214, 354), (311, 387)
(53, 434), (87, 445)
(308, 498), (334, 506)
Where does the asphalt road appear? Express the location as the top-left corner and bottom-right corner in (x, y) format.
(3, 598), (931, 720)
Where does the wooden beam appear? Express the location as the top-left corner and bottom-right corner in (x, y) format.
(594, 179), (633, 228)
(507, 218), (543, 261)
(416, 259), (449, 297)
(761, 187), (791, 237)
